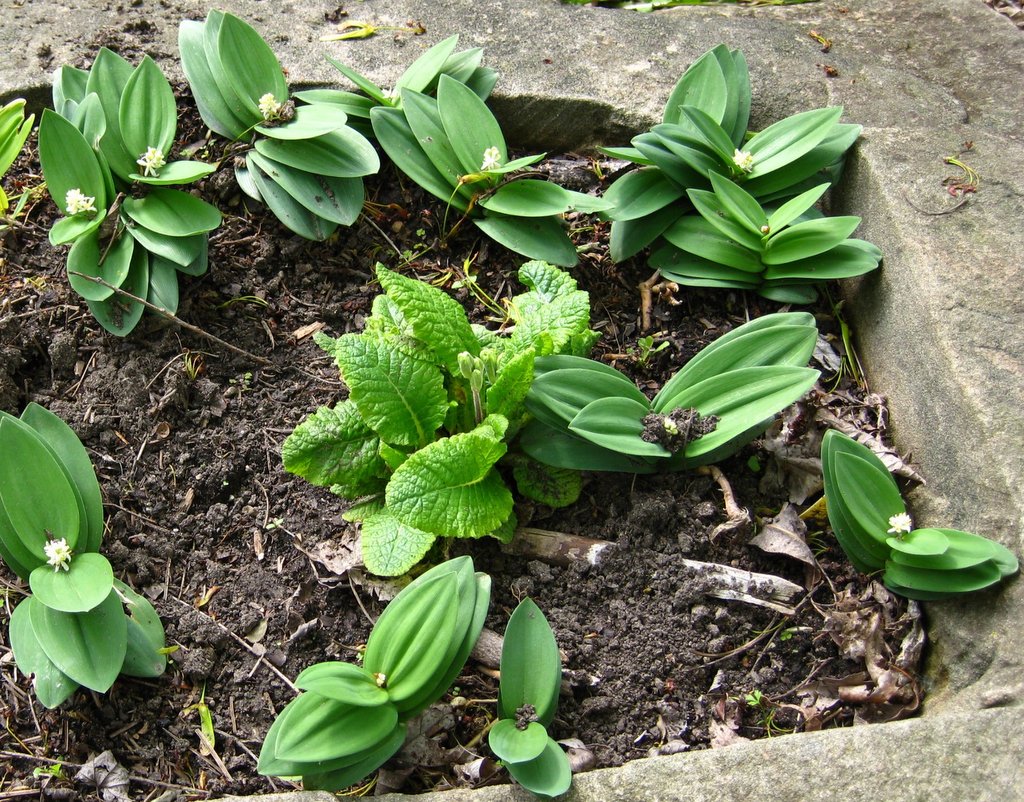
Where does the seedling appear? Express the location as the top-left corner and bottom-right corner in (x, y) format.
(632, 334), (670, 367)
(0, 99), (34, 216)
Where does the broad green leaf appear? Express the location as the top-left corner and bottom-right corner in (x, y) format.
(325, 55), (391, 106)
(680, 106), (738, 166)
(20, 403), (105, 555)
(512, 460), (582, 508)
(745, 107), (844, 179)
(282, 401), (386, 496)
(49, 214), (103, 247)
(31, 589), (126, 692)
(631, 134), (706, 190)
(298, 723), (406, 791)
(718, 46), (752, 145)
(663, 215), (762, 273)
(663, 48), (727, 125)
(518, 419), (659, 475)
(247, 151), (364, 226)
(119, 56), (177, 158)
(652, 246), (760, 289)
(651, 123), (727, 181)
(130, 160), (216, 186)
(272, 693), (399, 763)
(121, 188), (221, 237)
(757, 283), (820, 305)
(67, 229), (133, 301)
(245, 158), (338, 240)
(0, 417), (81, 560)
(499, 598), (562, 725)
(569, 397), (668, 457)
(296, 661), (390, 707)
(883, 559), (1002, 599)
(216, 12), (289, 123)
(85, 48), (137, 179)
(400, 88), (476, 205)
(176, 234), (210, 277)
(330, 333), (448, 448)
(294, 89), (377, 119)
(386, 426), (512, 537)
(38, 109), (108, 214)
(708, 172), (768, 234)
(474, 214), (577, 267)
(376, 265), (478, 372)
(479, 180), (573, 217)
(742, 123), (861, 200)
(147, 256), (180, 313)
(255, 104), (350, 140)
(179, 18), (251, 139)
(602, 167), (686, 222)
(254, 128), (379, 178)
(608, 205), (682, 262)
(762, 239), (881, 282)
(527, 358), (650, 431)
(763, 216), (861, 264)
(85, 240), (149, 336)
(437, 74), (505, 176)
(396, 35), (460, 94)
(505, 737), (572, 798)
(489, 719), (548, 764)
(51, 67), (89, 119)
(126, 223), (205, 267)
(687, 188), (764, 252)
(115, 579), (168, 678)
(30, 552), (114, 613)
(8, 598), (80, 708)
(71, 93), (106, 150)
(766, 183), (830, 233)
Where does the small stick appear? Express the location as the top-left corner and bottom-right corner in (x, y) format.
(67, 271), (272, 366)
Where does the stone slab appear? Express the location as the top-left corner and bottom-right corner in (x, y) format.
(3, 0), (1022, 799)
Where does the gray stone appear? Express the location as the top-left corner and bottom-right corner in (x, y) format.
(3, 0), (1022, 799)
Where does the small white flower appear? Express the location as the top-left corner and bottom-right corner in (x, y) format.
(136, 146), (166, 177)
(732, 148), (755, 173)
(887, 512), (913, 535)
(480, 146), (502, 172)
(44, 538), (73, 572)
(258, 92), (283, 121)
(65, 188), (97, 216)
(373, 672), (387, 688)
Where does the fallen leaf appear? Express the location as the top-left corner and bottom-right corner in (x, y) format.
(454, 757), (500, 786)
(749, 503), (820, 573)
(294, 531), (363, 578)
(75, 751), (130, 802)
(760, 403), (823, 504)
(815, 407), (924, 482)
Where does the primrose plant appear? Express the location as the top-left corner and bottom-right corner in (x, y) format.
(521, 312), (820, 473)
(258, 556), (490, 791)
(0, 404), (167, 708)
(41, 51), (222, 334)
(821, 430), (1019, 599)
(0, 98), (34, 216)
(283, 261), (596, 576)
(179, 11), (379, 240)
(601, 45), (879, 301)
(489, 598), (572, 798)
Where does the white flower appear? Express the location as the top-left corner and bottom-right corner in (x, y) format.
(44, 538), (73, 572)
(258, 92), (283, 121)
(887, 512), (913, 535)
(480, 146), (502, 171)
(732, 148), (755, 173)
(65, 188), (97, 216)
(136, 146), (166, 177)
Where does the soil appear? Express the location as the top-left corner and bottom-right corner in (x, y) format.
(0, 68), (921, 802)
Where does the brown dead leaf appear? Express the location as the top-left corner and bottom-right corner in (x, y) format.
(291, 321), (325, 340)
(749, 503), (821, 577)
(709, 698), (750, 749)
(760, 403), (823, 504)
(293, 530), (363, 578)
(815, 407), (924, 482)
(454, 757), (500, 786)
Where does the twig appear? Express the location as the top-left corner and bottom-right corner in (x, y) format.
(67, 271), (272, 366)
(901, 189), (971, 216)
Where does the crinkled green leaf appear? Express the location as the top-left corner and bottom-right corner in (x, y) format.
(282, 401), (386, 497)
(486, 348), (535, 421)
(513, 460), (581, 509)
(386, 424), (512, 537)
(360, 510), (437, 577)
(509, 261), (593, 354)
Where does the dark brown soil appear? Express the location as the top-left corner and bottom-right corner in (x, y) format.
(0, 100), (920, 798)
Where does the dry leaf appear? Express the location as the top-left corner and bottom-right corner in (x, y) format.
(749, 503), (820, 573)
(294, 531), (362, 578)
(292, 321), (325, 340)
(815, 407), (924, 482)
(454, 757), (500, 786)
(75, 751), (130, 802)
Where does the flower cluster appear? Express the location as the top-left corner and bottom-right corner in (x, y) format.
(65, 188), (97, 216)
(258, 92), (283, 121)
(732, 148), (754, 173)
(136, 146), (166, 177)
(480, 146), (502, 171)
(44, 537), (73, 572)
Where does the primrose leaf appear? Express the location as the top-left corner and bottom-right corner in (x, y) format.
(329, 333), (448, 448)
(385, 423), (512, 538)
(375, 265), (478, 372)
(486, 348), (535, 422)
(509, 261), (594, 354)
(282, 401), (387, 498)
(513, 460), (582, 509)
(360, 510), (437, 577)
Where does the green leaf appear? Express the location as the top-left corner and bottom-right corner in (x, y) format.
(608, 204), (682, 262)
(294, 89), (377, 119)
(247, 151), (364, 226)
(215, 12), (289, 124)
(509, 261), (592, 355)
(115, 579), (168, 678)
(602, 167), (686, 222)
(67, 229), (133, 301)
(85, 48), (137, 179)
(763, 216), (861, 264)
(179, 18), (251, 139)
(884, 559), (1003, 599)
(256, 103), (351, 139)
(49, 214), (103, 247)
(254, 127), (379, 179)
(121, 188), (222, 237)
(38, 109), (108, 215)
(30, 553), (114, 613)
(30, 588), (126, 692)
(396, 35), (461, 94)
(518, 420), (659, 475)
(687, 188), (764, 252)
(499, 599), (561, 725)
(125, 223), (204, 267)
(663, 48), (728, 125)
(272, 692), (399, 763)
(766, 183), (830, 232)
(513, 460), (582, 508)
(0, 417), (81, 563)
(282, 401), (386, 497)
(386, 425), (512, 538)
(147, 256), (180, 313)
(505, 737), (572, 798)
(680, 106), (738, 166)
(745, 107), (844, 179)
(130, 160), (216, 186)
(474, 214), (577, 267)
(743, 123), (860, 201)
(762, 239), (881, 282)
(437, 74), (505, 176)
(119, 56), (177, 159)
(376, 265), (478, 372)
(486, 348), (535, 420)
(662, 215), (762, 273)
(296, 661), (390, 706)
(8, 598), (80, 708)
(360, 510), (438, 577)
(298, 723), (406, 791)
(86, 239), (149, 336)
(480, 180), (573, 217)
(51, 67), (89, 118)
(325, 55), (391, 106)
(527, 356), (650, 431)
(20, 403), (105, 555)
(245, 158), (339, 241)
(399, 88), (476, 205)
(708, 172), (768, 234)
(489, 719), (548, 764)
(569, 397), (668, 457)
(330, 333), (448, 448)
